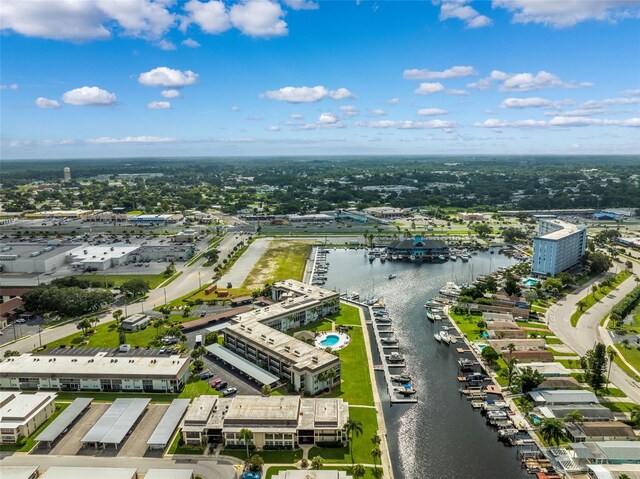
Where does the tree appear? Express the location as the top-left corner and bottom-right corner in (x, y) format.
(371, 446), (382, 472)
(260, 384), (272, 396)
(472, 223), (492, 238)
(119, 279), (150, 298)
(4, 350), (20, 358)
(577, 299), (587, 312)
(204, 331), (218, 346)
(607, 347), (616, 383)
(515, 366), (545, 394)
(154, 318), (168, 338)
(118, 329), (127, 345)
(352, 464), (366, 479)
(481, 346), (499, 366)
(371, 432), (381, 447)
(582, 342), (608, 395)
(113, 309), (124, 324)
(192, 358), (204, 371)
(191, 346), (206, 359)
(344, 418), (363, 466)
(204, 248), (220, 263)
(311, 456), (324, 470)
(564, 410), (584, 425)
(630, 405), (640, 426)
(76, 318), (92, 336)
(588, 251), (613, 274)
(239, 428), (253, 459)
(506, 357), (519, 389)
(245, 454), (264, 473)
(504, 274), (522, 298)
(164, 261), (176, 277)
(540, 418), (566, 446)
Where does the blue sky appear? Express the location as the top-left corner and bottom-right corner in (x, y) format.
(1, 0), (639, 159)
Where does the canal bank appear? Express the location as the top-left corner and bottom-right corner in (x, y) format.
(324, 248), (530, 479)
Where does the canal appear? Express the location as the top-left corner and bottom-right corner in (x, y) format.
(324, 248), (531, 479)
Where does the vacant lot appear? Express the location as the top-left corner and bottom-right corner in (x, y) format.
(243, 240), (312, 290)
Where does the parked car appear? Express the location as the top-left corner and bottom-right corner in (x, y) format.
(198, 370), (214, 380)
(15, 318), (27, 324)
(222, 387), (237, 397)
(214, 381), (228, 391)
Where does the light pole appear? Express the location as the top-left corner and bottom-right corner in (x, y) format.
(164, 288), (167, 305)
(198, 272), (202, 289)
(38, 327), (42, 348)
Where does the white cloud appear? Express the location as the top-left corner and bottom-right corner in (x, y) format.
(62, 86), (117, 105)
(493, 0), (640, 28)
(290, 113), (304, 119)
(500, 97), (554, 108)
(318, 112), (339, 124)
(96, 0), (175, 39)
(339, 105), (358, 117)
(262, 86), (354, 103)
(371, 109), (386, 117)
(282, 0), (319, 10)
(157, 39), (176, 50)
(437, 0), (493, 28)
(418, 108), (449, 116)
(403, 65), (477, 80)
(182, 0), (230, 34)
(147, 100), (171, 109)
(470, 70), (591, 92)
(621, 88), (640, 96)
(181, 38), (201, 48)
(266, 125), (281, 131)
(87, 136), (176, 144)
(35, 97), (62, 109)
(580, 96), (640, 109)
(161, 89), (180, 98)
(229, 0), (287, 38)
(231, 105), (240, 112)
(138, 67), (199, 87)
(475, 116), (640, 129)
(446, 88), (468, 95)
(0, 83), (19, 90)
(387, 97), (400, 105)
(414, 82), (445, 94)
(356, 119), (458, 130)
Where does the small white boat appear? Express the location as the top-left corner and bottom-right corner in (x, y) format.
(391, 254), (398, 260)
(438, 254), (446, 261)
(386, 352), (404, 362)
(450, 254), (457, 261)
(440, 282), (462, 297)
(410, 254), (416, 261)
(433, 331), (442, 342)
(395, 386), (417, 396)
(440, 330), (451, 344)
(460, 253), (470, 262)
(388, 274), (396, 280)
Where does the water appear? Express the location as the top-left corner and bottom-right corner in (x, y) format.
(324, 249), (531, 479)
(320, 334), (340, 347)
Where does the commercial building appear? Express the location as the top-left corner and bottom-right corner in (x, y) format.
(363, 206), (409, 219)
(0, 349), (190, 393)
(287, 214), (334, 223)
(0, 391), (56, 444)
(69, 245), (139, 271)
(41, 467), (138, 479)
(181, 395), (348, 448)
(129, 214), (180, 225)
(219, 280), (342, 394)
(458, 212), (486, 221)
(121, 314), (151, 331)
(0, 243), (81, 274)
(63, 167), (71, 182)
(532, 219), (587, 276)
(24, 210), (94, 219)
(386, 236), (449, 261)
(170, 229), (198, 243)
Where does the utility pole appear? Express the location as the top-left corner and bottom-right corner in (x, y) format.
(164, 288), (167, 305)
(38, 327), (42, 348)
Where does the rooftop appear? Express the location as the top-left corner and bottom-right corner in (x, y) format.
(571, 441), (640, 462)
(69, 244), (140, 263)
(0, 392), (56, 428)
(0, 243), (81, 261)
(40, 467), (137, 479)
(537, 219), (586, 241)
(204, 343), (280, 385)
(518, 362), (570, 377)
(224, 395), (300, 425)
(272, 279), (340, 301)
(530, 389), (597, 404)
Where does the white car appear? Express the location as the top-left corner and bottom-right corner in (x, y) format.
(15, 318), (27, 324)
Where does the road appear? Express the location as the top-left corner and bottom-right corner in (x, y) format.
(0, 454), (237, 479)
(0, 234), (246, 356)
(216, 237), (272, 288)
(547, 258), (640, 403)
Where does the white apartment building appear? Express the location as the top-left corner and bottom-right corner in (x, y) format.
(0, 391), (56, 443)
(532, 219), (587, 276)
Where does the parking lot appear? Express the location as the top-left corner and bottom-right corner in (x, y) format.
(117, 404), (168, 457)
(48, 403), (110, 456)
(200, 355), (262, 396)
(1, 316), (48, 346)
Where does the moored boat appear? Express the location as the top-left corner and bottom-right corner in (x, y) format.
(433, 331), (441, 342)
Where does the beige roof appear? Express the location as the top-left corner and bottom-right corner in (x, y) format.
(0, 392), (56, 428)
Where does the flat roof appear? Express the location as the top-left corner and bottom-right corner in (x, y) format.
(145, 470), (193, 479)
(205, 343), (279, 385)
(533, 389), (597, 404)
(0, 392), (56, 427)
(180, 305), (253, 331)
(81, 398), (150, 445)
(0, 243), (81, 261)
(184, 395), (217, 424)
(1, 352), (190, 379)
(1, 466), (39, 479)
(70, 244), (140, 263)
(224, 396), (299, 425)
(518, 362), (570, 376)
(41, 467), (137, 479)
(147, 398), (190, 447)
(35, 397), (93, 443)
(272, 279), (340, 301)
(537, 219), (586, 241)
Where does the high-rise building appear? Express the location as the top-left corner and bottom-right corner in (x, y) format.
(63, 167), (71, 182)
(532, 219), (587, 276)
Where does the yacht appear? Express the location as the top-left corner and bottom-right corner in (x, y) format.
(458, 358), (475, 370)
(395, 386), (417, 396)
(349, 292), (360, 300)
(439, 282), (462, 297)
(391, 374), (412, 383)
(388, 273), (396, 280)
(386, 352), (404, 363)
(440, 330), (451, 344)
(433, 331), (442, 342)
(381, 335), (398, 345)
(460, 253), (470, 262)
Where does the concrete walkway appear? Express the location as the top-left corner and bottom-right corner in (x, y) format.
(547, 257), (640, 404)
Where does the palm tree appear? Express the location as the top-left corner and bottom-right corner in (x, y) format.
(352, 464), (366, 479)
(239, 428), (253, 459)
(630, 405), (640, 426)
(310, 455), (323, 470)
(154, 317), (168, 338)
(540, 418), (566, 446)
(606, 347), (616, 384)
(371, 432), (381, 447)
(371, 446), (382, 471)
(113, 309), (123, 324)
(260, 384), (272, 396)
(76, 318), (92, 337)
(564, 410), (584, 425)
(591, 284), (599, 301)
(577, 299), (587, 312)
(344, 418), (363, 466)
(506, 357), (519, 389)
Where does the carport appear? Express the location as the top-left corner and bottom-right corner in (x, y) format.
(146, 398), (190, 450)
(35, 397), (93, 447)
(205, 343), (279, 387)
(81, 398), (150, 449)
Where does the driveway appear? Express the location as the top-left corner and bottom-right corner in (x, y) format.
(118, 404), (168, 457)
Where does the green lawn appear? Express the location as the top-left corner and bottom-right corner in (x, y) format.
(55, 391), (179, 403)
(449, 310), (485, 341)
(179, 377), (221, 399)
(222, 448), (304, 463)
(127, 210), (143, 215)
(558, 358), (583, 369)
(547, 347), (578, 357)
(309, 407), (379, 465)
(247, 241), (311, 284)
(600, 401), (637, 413)
(167, 432), (205, 455)
(265, 467), (379, 479)
(615, 303), (640, 334)
(597, 387), (627, 398)
(0, 402), (69, 453)
(615, 344), (640, 376)
(571, 270), (633, 327)
(68, 273), (168, 289)
(544, 336), (564, 345)
(514, 320), (550, 330)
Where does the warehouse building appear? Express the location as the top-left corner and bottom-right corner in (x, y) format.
(182, 395), (348, 448)
(0, 243), (81, 274)
(0, 349), (190, 393)
(532, 219), (587, 276)
(129, 214), (181, 225)
(0, 391), (56, 444)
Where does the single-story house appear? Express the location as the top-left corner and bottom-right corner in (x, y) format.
(566, 421), (636, 443)
(529, 389), (598, 406)
(536, 377), (582, 390)
(503, 350), (554, 363)
(517, 362), (570, 378)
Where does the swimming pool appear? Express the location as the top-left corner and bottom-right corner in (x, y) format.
(315, 332), (350, 350)
(529, 413), (542, 425)
(523, 278), (539, 286)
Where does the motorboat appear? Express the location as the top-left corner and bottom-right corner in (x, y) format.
(381, 335), (398, 345)
(450, 254), (457, 261)
(386, 352), (404, 363)
(458, 358), (475, 370)
(391, 254), (398, 260)
(349, 292), (360, 300)
(410, 254), (416, 261)
(391, 374), (412, 383)
(440, 330), (451, 344)
(486, 410), (508, 420)
(439, 282), (462, 297)
(426, 309), (435, 321)
(375, 316), (392, 324)
(460, 253), (470, 262)
(388, 274), (396, 280)
(380, 252), (388, 260)
(395, 386), (417, 396)
(433, 331), (442, 342)
(438, 254), (446, 261)
(498, 428), (520, 439)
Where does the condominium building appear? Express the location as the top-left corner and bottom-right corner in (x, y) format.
(181, 395), (348, 448)
(0, 391), (56, 443)
(532, 219), (587, 276)
(217, 280), (342, 394)
(0, 349), (190, 393)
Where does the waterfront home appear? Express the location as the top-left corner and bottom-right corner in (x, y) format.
(535, 377), (582, 390)
(568, 441), (640, 466)
(538, 404), (614, 422)
(565, 421), (636, 443)
(488, 339), (546, 352)
(587, 464), (640, 479)
(517, 362), (571, 378)
(486, 328), (528, 339)
(504, 350), (554, 363)
(529, 390), (598, 406)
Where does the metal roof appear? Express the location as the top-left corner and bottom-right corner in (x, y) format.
(205, 343), (279, 385)
(35, 397), (92, 443)
(81, 398), (150, 445)
(147, 399), (190, 447)
(40, 467), (137, 479)
(144, 469), (193, 479)
(2, 466), (39, 479)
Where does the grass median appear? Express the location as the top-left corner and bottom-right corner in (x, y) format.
(570, 270), (632, 327)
